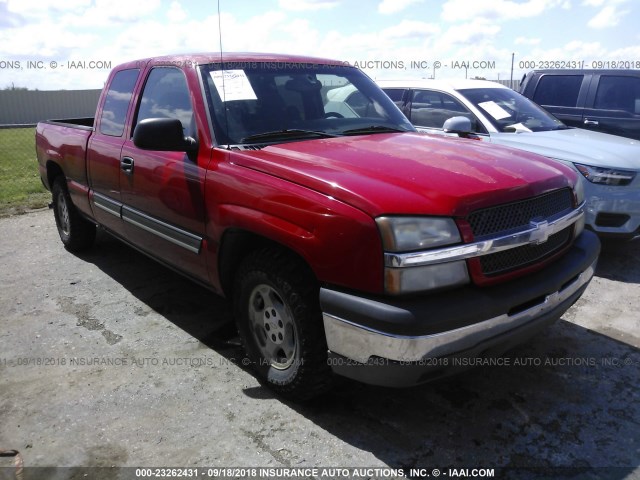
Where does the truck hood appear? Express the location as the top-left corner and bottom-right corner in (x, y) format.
(490, 128), (640, 170)
(231, 133), (576, 217)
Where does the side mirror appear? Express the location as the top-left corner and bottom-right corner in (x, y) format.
(133, 118), (197, 152)
(443, 116), (473, 136)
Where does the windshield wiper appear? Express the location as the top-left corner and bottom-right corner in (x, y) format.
(241, 129), (339, 143)
(342, 125), (409, 135)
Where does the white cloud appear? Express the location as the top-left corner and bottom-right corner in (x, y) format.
(0, 21), (96, 57)
(89, 0), (162, 23)
(55, 0), (162, 27)
(528, 40), (607, 62)
(438, 19), (500, 46)
(5, 0), (91, 18)
(222, 11), (291, 50)
(582, 0), (629, 6)
(92, 11), (296, 60)
(0, 0), (24, 27)
(278, 0), (338, 11)
(441, 0), (570, 22)
(378, 0), (423, 15)
(607, 45), (640, 58)
(382, 20), (440, 40)
(515, 37), (541, 45)
(587, 5), (629, 28)
(167, 1), (188, 23)
(580, 0), (630, 29)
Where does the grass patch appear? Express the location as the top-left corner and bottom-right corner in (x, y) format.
(0, 127), (50, 216)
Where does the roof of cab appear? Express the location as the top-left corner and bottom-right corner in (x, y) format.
(113, 52), (350, 71)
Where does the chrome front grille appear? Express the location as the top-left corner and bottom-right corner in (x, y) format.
(467, 188), (575, 276)
(468, 188), (573, 238)
(479, 226), (573, 275)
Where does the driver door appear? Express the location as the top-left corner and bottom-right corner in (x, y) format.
(119, 66), (209, 283)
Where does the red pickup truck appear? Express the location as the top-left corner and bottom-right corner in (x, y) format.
(37, 53), (599, 400)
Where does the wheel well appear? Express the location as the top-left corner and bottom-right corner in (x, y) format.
(218, 229), (316, 298)
(46, 161), (64, 190)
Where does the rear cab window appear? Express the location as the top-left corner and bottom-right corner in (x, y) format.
(99, 69), (140, 136)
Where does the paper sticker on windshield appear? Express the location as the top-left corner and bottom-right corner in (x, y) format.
(478, 101), (511, 120)
(505, 122), (532, 133)
(210, 70), (257, 101)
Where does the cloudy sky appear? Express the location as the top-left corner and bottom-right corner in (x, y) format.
(0, 0), (638, 90)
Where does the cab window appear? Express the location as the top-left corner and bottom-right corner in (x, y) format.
(533, 75), (582, 107)
(134, 67), (194, 136)
(99, 69), (139, 137)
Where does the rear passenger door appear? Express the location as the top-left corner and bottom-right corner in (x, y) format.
(119, 66), (209, 282)
(530, 73), (590, 127)
(87, 68), (140, 234)
(583, 74), (640, 140)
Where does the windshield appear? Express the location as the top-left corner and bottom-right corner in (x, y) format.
(458, 87), (568, 133)
(200, 63), (414, 145)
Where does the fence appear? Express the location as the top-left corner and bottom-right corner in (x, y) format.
(0, 89), (104, 210)
(0, 124), (49, 211)
(0, 89), (101, 127)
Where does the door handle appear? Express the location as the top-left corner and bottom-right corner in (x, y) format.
(584, 119), (599, 126)
(121, 156), (134, 175)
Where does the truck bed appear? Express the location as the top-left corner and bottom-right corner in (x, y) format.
(36, 119), (94, 217)
(43, 117), (94, 130)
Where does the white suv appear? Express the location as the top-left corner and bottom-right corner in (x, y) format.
(378, 79), (640, 240)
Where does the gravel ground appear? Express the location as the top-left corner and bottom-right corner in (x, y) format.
(0, 209), (638, 480)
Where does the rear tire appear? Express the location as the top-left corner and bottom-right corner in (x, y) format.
(233, 248), (333, 401)
(52, 177), (96, 252)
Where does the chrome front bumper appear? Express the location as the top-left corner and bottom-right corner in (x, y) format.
(323, 259), (595, 364)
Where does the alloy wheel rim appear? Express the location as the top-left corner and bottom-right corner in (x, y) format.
(248, 284), (298, 370)
(58, 195), (71, 236)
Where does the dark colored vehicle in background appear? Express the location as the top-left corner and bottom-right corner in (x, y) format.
(36, 53), (599, 400)
(520, 69), (640, 141)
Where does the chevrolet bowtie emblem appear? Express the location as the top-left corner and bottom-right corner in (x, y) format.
(529, 219), (550, 244)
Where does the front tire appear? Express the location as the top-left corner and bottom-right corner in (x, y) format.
(234, 248), (333, 401)
(52, 177), (96, 252)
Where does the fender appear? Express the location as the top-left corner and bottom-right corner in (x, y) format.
(204, 157), (384, 295)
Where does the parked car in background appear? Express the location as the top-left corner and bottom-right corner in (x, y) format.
(520, 69), (640, 141)
(378, 79), (640, 240)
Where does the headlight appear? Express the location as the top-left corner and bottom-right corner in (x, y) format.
(376, 216), (461, 252)
(376, 216), (468, 294)
(574, 163), (636, 186)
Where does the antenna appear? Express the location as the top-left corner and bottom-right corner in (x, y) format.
(217, 0), (230, 148)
